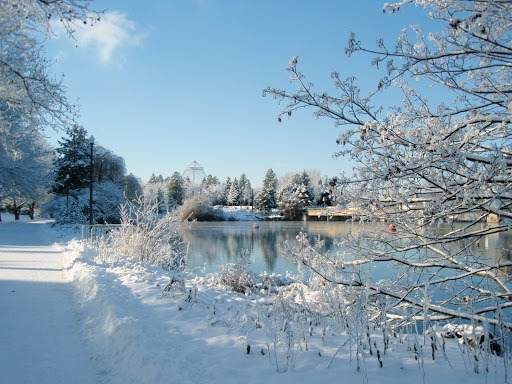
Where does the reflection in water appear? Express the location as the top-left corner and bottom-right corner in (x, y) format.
(179, 221), (512, 277)
(485, 230), (512, 275)
(179, 221), (365, 275)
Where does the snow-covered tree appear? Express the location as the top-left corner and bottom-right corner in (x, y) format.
(223, 177), (231, 198)
(43, 180), (125, 224)
(266, 0), (512, 332)
(227, 178), (241, 206)
(51, 125), (91, 195)
(94, 147), (126, 185)
(167, 171), (185, 208)
(295, 171), (314, 207)
(277, 184), (301, 220)
(0, 1), (100, 131)
(201, 174), (219, 190)
(148, 173), (164, 184)
(0, 1), (100, 218)
(255, 169), (277, 213)
(46, 126), (130, 223)
(238, 174), (252, 206)
(156, 188), (166, 214)
(0, 108), (52, 219)
(124, 173), (143, 203)
(277, 171), (313, 220)
(201, 175), (226, 206)
(144, 174), (167, 213)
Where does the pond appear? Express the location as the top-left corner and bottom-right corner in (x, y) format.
(179, 221), (512, 277)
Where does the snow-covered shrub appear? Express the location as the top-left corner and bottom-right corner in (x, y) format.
(217, 251), (257, 294)
(96, 198), (188, 270)
(42, 182), (125, 224)
(42, 194), (82, 224)
(177, 195), (224, 221)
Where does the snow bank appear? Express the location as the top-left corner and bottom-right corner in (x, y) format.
(60, 239), (508, 384)
(215, 206), (261, 221)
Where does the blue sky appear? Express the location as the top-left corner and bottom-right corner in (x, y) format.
(45, 0), (431, 186)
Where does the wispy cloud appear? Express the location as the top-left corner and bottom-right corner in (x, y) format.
(77, 11), (145, 65)
(53, 11), (146, 67)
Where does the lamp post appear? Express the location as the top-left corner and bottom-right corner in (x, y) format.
(89, 135), (95, 229)
(65, 174), (70, 212)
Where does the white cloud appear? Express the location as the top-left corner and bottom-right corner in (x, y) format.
(73, 11), (145, 66)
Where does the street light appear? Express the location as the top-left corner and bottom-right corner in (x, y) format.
(89, 135), (95, 229)
(65, 174), (70, 212)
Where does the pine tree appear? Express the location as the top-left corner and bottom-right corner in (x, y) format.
(156, 188), (166, 213)
(255, 169), (277, 212)
(296, 170), (314, 207)
(227, 178), (241, 206)
(276, 171), (312, 219)
(201, 174), (219, 190)
(238, 174), (252, 206)
(148, 173), (164, 184)
(221, 177), (231, 206)
(51, 125), (91, 195)
(167, 171), (185, 208)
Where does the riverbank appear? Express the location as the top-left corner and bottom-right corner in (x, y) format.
(1, 215), (507, 383)
(217, 206), (285, 221)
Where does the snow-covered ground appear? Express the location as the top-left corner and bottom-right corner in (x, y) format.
(0, 215), (98, 383)
(0, 214), (508, 383)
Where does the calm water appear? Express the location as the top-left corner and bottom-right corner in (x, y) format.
(179, 221), (512, 276)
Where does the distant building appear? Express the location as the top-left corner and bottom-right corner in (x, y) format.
(182, 160), (206, 185)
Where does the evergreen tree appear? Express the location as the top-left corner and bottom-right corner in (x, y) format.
(238, 174), (252, 206)
(296, 170), (314, 207)
(255, 169), (277, 212)
(167, 171), (185, 208)
(299, 170), (311, 187)
(46, 127), (129, 224)
(227, 178), (241, 206)
(148, 173), (158, 184)
(295, 184), (313, 208)
(51, 125), (91, 195)
(201, 174), (219, 190)
(221, 177), (231, 206)
(156, 188), (166, 213)
(148, 173), (164, 184)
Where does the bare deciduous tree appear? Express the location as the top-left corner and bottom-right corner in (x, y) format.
(0, 0), (100, 130)
(265, 0), (512, 337)
(0, 1), (101, 214)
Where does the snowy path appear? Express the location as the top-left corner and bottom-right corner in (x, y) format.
(0, 220), (100, 384)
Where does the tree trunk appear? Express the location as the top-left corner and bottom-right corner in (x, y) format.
(29, 202), (35, 220)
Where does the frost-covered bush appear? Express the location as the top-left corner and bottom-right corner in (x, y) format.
(177, 195), (224, 221)
(217, 251), (257, 294)
(42, 182), (125, 224)
(96, 198), (188, 269)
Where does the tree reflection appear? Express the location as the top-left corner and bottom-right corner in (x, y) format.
(180, 222), (512, 276)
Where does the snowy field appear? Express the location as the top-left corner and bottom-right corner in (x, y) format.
(0, 214), (508, 383)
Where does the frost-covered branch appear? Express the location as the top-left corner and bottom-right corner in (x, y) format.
(267, 0), (512, 337)
(0, 0), (101, 130)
